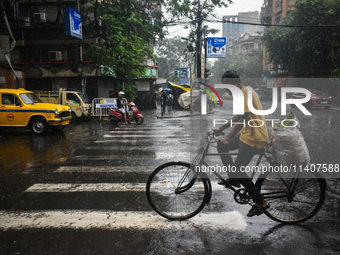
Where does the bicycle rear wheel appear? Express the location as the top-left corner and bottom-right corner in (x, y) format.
(256, 172), (326, 223)
(146, 162), (209, 220)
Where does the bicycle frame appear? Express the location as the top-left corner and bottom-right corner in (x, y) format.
(179, 134), (317, 206)
(146, 131), (327, 223)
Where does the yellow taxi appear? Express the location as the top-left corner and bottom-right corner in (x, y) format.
(0, 88), (72, 135)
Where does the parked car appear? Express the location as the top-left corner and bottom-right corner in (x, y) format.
(290, 89), (332, 109)
(0, 88), (72, 135)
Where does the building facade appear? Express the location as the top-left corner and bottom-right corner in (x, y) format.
(261, 0), (295, 74)
(226, 33), (262, 56)
(261, 0), (295, 25)
(222, 11), (263, 45)
(0, 0), (159, 101)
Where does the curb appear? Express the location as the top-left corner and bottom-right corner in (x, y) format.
(156, 111), (216, 119)
(156, 114), (191, 119)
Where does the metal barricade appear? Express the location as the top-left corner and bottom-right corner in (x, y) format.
(92, 98), (117, 120)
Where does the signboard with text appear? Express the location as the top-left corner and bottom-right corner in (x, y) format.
(175, 68), (188, 79)
(96, 98), (117, 108)
(206, 37), (226, 58)
(64, 7), (83, 39)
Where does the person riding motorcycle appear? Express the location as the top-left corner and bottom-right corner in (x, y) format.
(117, 91), (129, 125)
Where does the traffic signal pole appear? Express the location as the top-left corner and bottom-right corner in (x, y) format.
(203, 28), (207, 78)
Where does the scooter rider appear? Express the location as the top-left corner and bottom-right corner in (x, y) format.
(117, 91), (129, 125)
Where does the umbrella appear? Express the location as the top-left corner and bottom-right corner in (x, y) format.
(158, 87), (172, 92)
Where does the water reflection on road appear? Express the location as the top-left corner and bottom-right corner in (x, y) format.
(0, 131), (71, 175)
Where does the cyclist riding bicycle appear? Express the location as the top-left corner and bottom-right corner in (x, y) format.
(212, 70), (270, 217)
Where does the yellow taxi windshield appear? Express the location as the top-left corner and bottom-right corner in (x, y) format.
(20, 93), (43, 104)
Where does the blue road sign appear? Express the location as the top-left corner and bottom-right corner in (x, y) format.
(206, 37), (226, 58)
(175, 68), (188, 79)
(64, 7), (83, 39)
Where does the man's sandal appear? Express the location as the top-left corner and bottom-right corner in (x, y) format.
(247, 202), (270, 217)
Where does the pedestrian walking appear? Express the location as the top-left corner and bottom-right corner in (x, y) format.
(167, 92), (174, 113)
(161, 90), (167, 116)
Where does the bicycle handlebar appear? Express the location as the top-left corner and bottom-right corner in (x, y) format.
(207, 130), (225, 143)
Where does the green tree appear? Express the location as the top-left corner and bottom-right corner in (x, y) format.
(212, 52), (263, 81)
(165, 0), (232, 24)
(83, 0), (165, 89)
(163, 0), (233, 77)
(155, 36), (193, 81)
(262, 0), (340, 77)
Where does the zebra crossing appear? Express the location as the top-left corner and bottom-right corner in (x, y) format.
(0, 210), (247, 231)
(0, 119), (248, 231)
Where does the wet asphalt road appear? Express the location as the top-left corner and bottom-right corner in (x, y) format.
(1, 101), (340, 255)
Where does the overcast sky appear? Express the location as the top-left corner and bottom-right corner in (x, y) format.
(166, 0), (264, 38)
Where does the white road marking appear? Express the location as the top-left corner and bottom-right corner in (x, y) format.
(71, 155), (189, 161)
(82, 146), (190, 151)
(55, 166), (158, 173)
(25, 182), (226, 193)
(25, 183), (147, 192)
(109, 130), (185, 134)
(103, 134), (190, 138)
(112, 126), (177, 130)
(0, 210), (247, 231)
(94, 139), (191, 143)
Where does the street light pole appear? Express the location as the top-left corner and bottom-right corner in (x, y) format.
(195, 0), (208, 115)
(196, 0), (202, 80)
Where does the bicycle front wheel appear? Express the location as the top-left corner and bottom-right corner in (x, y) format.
(146, 162), (209, 220)
(256, 172), (326, 223)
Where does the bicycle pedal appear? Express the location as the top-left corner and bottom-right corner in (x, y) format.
(218, 180), (233, 189)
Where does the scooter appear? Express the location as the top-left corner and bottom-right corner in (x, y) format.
(109, 101), (143, 125)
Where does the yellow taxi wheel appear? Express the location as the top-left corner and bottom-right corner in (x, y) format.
(30, 117), (48, 135)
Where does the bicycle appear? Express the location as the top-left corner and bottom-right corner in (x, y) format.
(146, 131), (327, 223)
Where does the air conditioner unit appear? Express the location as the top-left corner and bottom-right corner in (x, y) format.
(49, 51), (63, 61)
(33, 12), (47, 23)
